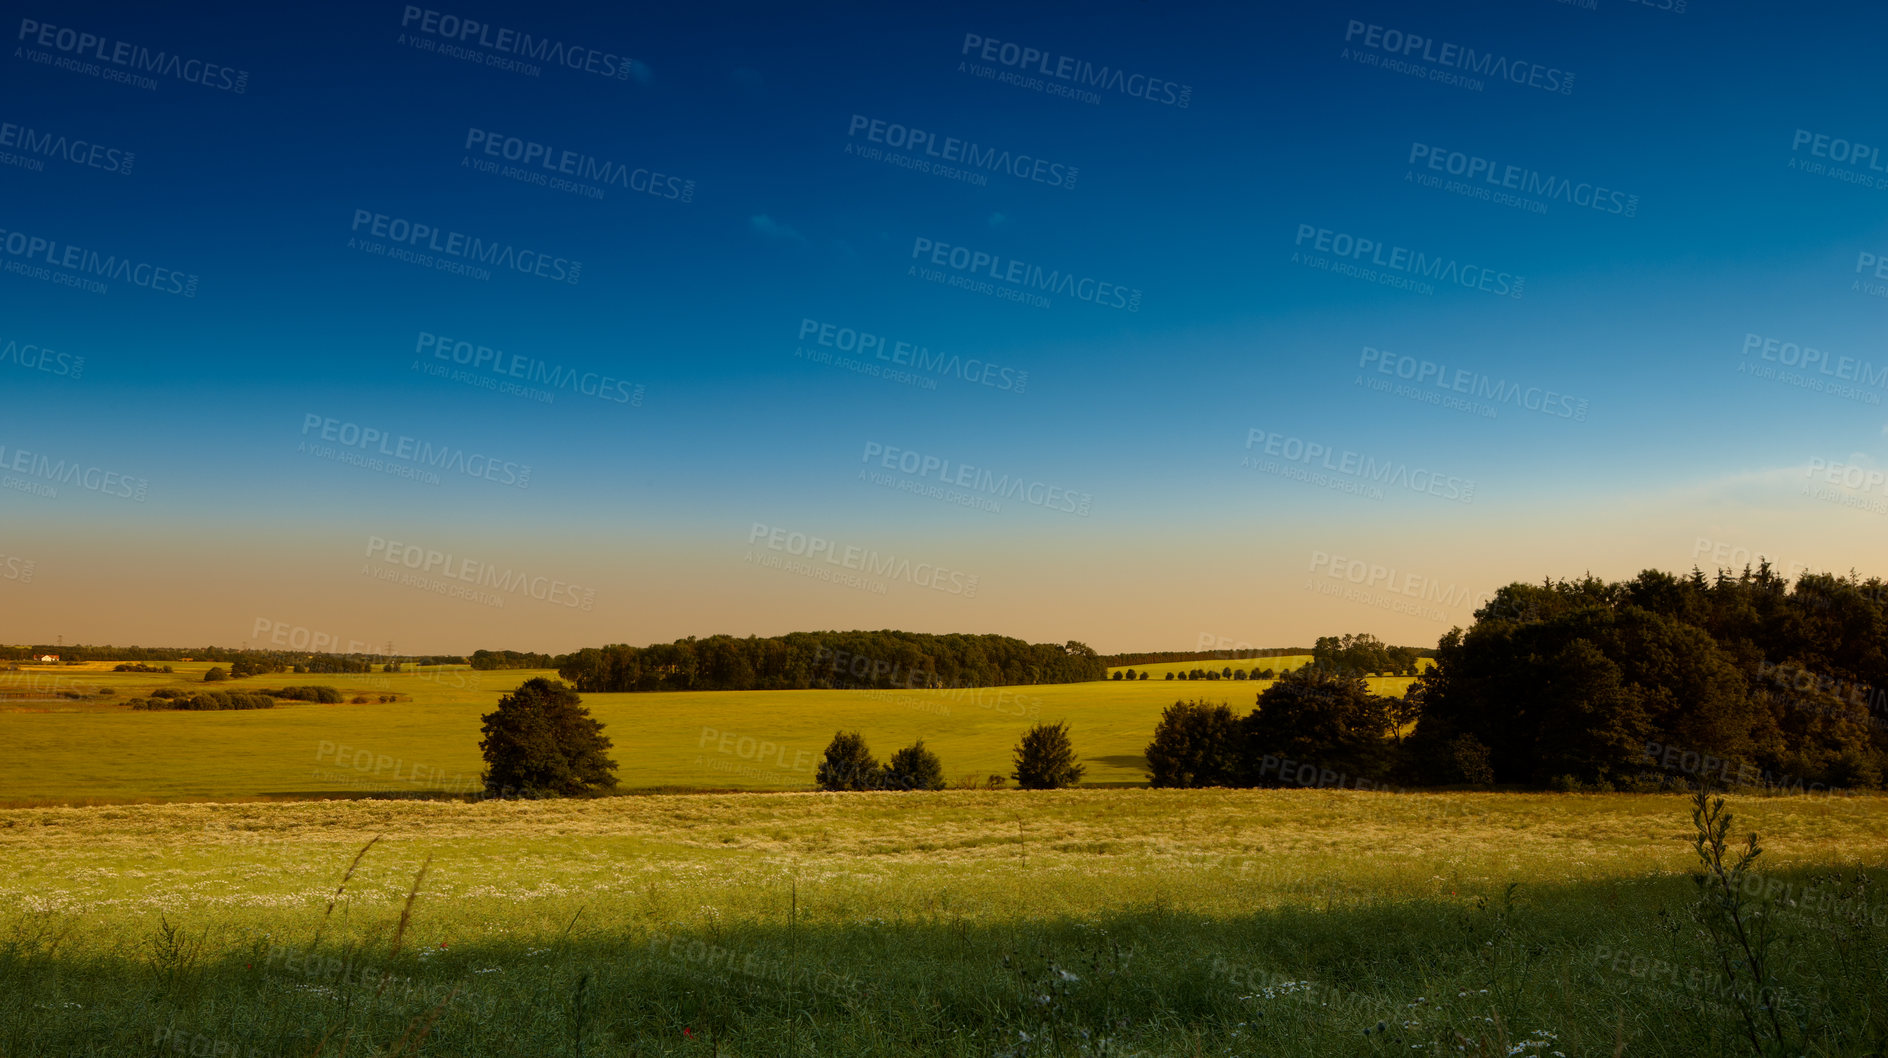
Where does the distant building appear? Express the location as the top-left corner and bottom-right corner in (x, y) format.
(35, 654), (58, 662)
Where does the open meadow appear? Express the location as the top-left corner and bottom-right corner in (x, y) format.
(0, 663), (1416, 804)
(4, 662), (1882, 1055)
(1, 789), (1884, 1056)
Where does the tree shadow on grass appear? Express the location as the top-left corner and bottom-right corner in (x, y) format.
(5, 858), (1883, 1057)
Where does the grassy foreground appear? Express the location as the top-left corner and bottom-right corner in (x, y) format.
(0, 665), (1418, 804)
(2, 789), (1884, 1056)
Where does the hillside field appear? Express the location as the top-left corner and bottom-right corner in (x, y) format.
(0, 663), (1418, 805)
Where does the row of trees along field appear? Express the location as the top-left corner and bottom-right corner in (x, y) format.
(555, 632), (1106, 692)
(1100, 646), (1314, 667)
(1150, 566), (1888, 792)
(811, 723), (1087, 792)
(0, 644), (465, 668)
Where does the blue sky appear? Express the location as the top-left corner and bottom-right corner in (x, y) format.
(5, 0), (1888, 653)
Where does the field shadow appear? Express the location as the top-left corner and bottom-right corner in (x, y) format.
(6, 863), (1883, 1056)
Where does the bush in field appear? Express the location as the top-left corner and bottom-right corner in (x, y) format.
(130, 692), (275, 711)
(203, 667), (228, 682)
(260, 686), (343, 703)
(816, 731), (879, 791)
(1145, 700), (1242, 788)
(478, 678), (618, 797)
(880, 739), (947, 791)
(1012, 721), (1085, 789)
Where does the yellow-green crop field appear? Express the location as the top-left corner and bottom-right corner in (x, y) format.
(4, 663), (1883, 1056)
(0, 664), (1417, 804)
(1, 790), (1884, 1056)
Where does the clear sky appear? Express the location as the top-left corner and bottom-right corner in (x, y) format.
(4, 0), (1887, 655)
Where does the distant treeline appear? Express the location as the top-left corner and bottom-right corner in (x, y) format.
(1106, 638), (1431, 674)
(470, 650), (559, 670)
(557, 632), (1106, 693)
(0, 645), (466, 670)
(1102, 647), (1315, 667)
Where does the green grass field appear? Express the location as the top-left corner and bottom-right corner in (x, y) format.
(6, 662), (1882, 1055)
(0, 664), (1418, 804)
(1, 790), (1883, 1056)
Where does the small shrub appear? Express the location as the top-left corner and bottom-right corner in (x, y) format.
(880, 740), (946, 791)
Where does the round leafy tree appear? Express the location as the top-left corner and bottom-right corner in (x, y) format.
(478, 677), (618, 797)
(1145, 700), (1242, 788)
(881, 739), (947, 791)
(1241, 667), (1389, 786)
(815, 731), (880, 791)
(1012, 721), (1086, 790)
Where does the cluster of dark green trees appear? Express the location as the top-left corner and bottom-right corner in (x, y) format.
(259, 685), (345, 703)
(1145, 670), (1413, 788)
(556, 632), (1105, 693)
(812, 733), (950, 791)
(124, 684), (348, 710)
(1409, 567), (1888, 790)
(812, 722), (1087, 792)
(469, 649), (559, 670)
(1147, 567), (1888, 792)
(128, 689), (276, 711)
(1310, 634), (1425, 677)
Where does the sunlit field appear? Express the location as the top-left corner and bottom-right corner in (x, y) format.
(0, 664), (1420, 804)
(2, 790), (1883, 1056)
(5, 662), (1882, 1055)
